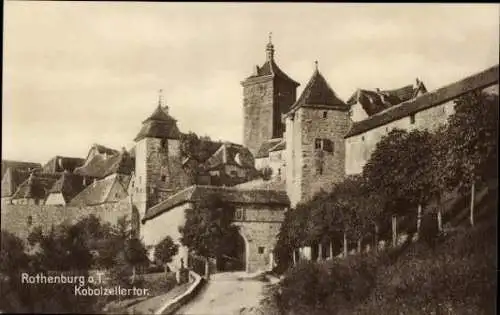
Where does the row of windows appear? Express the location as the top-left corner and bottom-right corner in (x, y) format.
(358, 114), (416, 142)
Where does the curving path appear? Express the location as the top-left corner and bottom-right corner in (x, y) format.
(174, 272), (269, 315)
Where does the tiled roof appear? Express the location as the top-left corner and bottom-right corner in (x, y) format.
(135, 106), (181, 141)
(143, 185), (290, 222)
(48, 172), (86, 203)
(74, 151), (134, 178)
(245, 59), (300, 86)
(68, 174), (129, 206)
(204, 143), (255, 170)
(42, 156), (85, 173)
(93, 144), (119, 156)
(289, 69), (347, 113)
(345, 64), (499, 138)
(1, 168), (31, 197)
(346, 82), (427, 116)
(1, 160), (41, 178)
(255, 138), (283, 158)
(11, 172), (60, 200)
(269, 139), (286, 152)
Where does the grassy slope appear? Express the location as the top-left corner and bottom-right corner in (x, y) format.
(271, 186), (497, 315)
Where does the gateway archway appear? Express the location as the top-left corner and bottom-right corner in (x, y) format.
(217, 230), (247, 272)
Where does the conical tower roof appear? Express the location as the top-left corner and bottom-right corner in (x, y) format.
(291, 62), (347, 111)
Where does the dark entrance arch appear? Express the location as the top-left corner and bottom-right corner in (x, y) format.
(217, 231), (246, 272)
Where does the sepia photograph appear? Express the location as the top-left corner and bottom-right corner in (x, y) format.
(1, 2), (498, 314)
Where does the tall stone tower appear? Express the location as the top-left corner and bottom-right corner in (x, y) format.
(241, 34), (300, 156)
(133, 93), (189, 219)
(285, 62), (350, 207)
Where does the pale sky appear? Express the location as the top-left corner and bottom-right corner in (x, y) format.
(3, 2), (499, 164)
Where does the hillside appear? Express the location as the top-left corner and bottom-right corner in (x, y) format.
(263, 185), (497, 315)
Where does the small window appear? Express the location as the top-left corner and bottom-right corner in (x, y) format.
(161, 138), (168, 149)
(314, 138), (323, 150)
(386, 127), (389, 132)
(258, 247), (265, 254)
(230, 170), (238, 177)
(410, 114), (416, 124)
(235, 209), (244, 220)
(27, 216), (33, 227)
(161, 175), (167, 182)
(361, 136), (365, 141)
(317, 165), (323, 175)
(278, 168), (281, 176)
(323, 111), (328, 118)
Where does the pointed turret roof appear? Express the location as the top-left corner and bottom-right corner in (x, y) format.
(134, 94), (181, 142)
(242, 35), (300, 87)
(289, 62), (347, 113)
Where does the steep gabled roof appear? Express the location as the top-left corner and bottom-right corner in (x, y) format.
(74, 151), (134, 178)
(255, 138), (283, 159)
(346, 81), (428, 116)
(68, 174), (129, 206)
(1, 160), (41, 178)
(142, 185), (290, 222)
(11, 173), (60, 200)
(289, 68), (347, 113)
(345, 64), (499, 138)
(48, 172), (86, 203)
(135, 106), (181, 141)
(1, 168), (31, 197)
(42, 156), (85, 173)
(204, 143), (255, 170)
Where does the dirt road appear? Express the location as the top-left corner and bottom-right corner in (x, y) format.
(174, 272), (271, 315)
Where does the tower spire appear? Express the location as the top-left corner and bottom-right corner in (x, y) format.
(158, 89), (168, 114)
(266, 32), (274, 61)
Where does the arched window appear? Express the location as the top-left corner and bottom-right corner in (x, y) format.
(27, 216), (33, 227)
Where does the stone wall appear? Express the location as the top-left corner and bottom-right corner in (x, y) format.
(345, 84), (500, 175)
(273, 79), (298, 138)
(236, 221), (282, 273)
(345, 84), (499, 175)
(345, 101), (454, 175)
(242, 77), (297, 156)
(286, 107), (350, 206)
(141, 202), (191, 271)
(133, 137), (189, 220)
(1, 198), (136, 243)
(243, 78), (275, 156)
(235, 203), (286, 273)
(141, 201), (287, 274)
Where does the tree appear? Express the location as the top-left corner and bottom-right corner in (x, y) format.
(441, 91), (498, 226)
(123, 237), (149, 284)
(179, 193), (238, 276)
(0, 231), (30, 275)
(154, 236), (179, 276)
(27, 223), (93, 271)
(363, 129), (435, 245)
